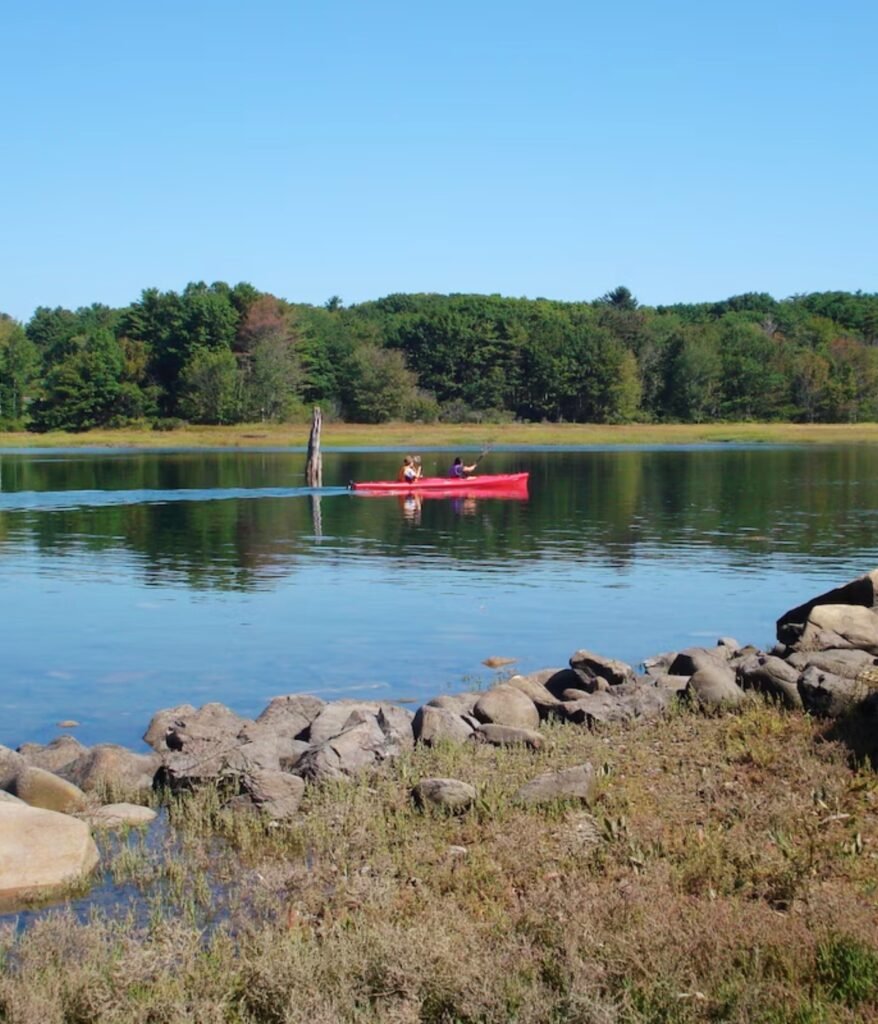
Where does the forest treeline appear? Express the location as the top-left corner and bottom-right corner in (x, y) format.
(1, 283), (877, 430)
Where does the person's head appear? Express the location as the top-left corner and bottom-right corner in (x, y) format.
(403, 455), (413, 466)
(453, 457), (462, 467)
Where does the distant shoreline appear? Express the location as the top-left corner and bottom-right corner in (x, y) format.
(3, 421), (878, 450)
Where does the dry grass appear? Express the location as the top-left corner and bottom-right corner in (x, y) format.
(3, 702), (878, 1022)
(4, 421), (878, 450)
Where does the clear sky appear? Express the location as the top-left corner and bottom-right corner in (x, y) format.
(2, 0), (876, 322)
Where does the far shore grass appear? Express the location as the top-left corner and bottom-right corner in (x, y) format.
(4, 420), (878, 450)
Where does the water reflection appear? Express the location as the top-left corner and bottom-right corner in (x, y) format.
(2, 446), (878, 589)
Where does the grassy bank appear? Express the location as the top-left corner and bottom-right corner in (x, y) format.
(2, 701), (878, 1022)
(3, 421), (878, 450)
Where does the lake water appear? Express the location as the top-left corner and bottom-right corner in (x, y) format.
(3, 444), (878, 752)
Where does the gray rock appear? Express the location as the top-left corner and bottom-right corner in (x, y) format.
(786, 648), (878, 679)
(474, 724), (544, 749)
(164, 702), (253, 752)
(688, 662), (746, 709)
(505, 675), (562, 717)
(797, 605), (878, 655)
(17, 736), (87, 773)
(641, 651), (677, 675)
(513, 764), (596, 807)
(0, 803), (99, 906)
(0, 745), (25, 790)
(294, 718), (389, 783)
(376, 705), (415, 753)
(569, 649), (636, 686)
(307, 701), (383, 745)
(650, 673), (691, 693)
(558, 693), (635, 727)
(143, 703), (198, 751)
(542, 668), (595, 700)
(61, 744), (160, 797)
(412, 705), (475, 746)
(243, 769), (305, 820)
(613, 681), (675, 719)
(777, 569), (878, 646)
(426, 692), (482, 716)
(561, 688), (595, 702)
(254, 693), (325, 739)
(716, 637), (742, 656)
(473, 685), (540, 730)
(736, 654), (802, 709)
(8, 765), (89, 814)
(797, 665), (870, 717)
(667, 647), (727, 677)
(82, 803), (157, 829)
(412, 778), (476, 812)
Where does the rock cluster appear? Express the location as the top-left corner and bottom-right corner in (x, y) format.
(5, 569), (878, 909)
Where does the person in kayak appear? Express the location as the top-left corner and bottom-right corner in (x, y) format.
(398, 455), (422, 483)
(450, 456), (477, 478)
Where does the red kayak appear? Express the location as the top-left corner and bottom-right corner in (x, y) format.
(350, 471), (529, 495)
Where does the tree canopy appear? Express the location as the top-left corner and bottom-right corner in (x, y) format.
(4, 284), (878, 430)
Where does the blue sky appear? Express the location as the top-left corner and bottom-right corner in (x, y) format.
(2, 0), (875, 322)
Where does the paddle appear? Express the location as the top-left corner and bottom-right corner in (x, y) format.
(472, 444), (493, 469)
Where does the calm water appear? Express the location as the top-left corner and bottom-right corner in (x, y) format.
(2, 444), (878, 751)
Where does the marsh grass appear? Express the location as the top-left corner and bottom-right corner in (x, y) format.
(2, 702), (878, 1021)
(4, 421), (878, 450)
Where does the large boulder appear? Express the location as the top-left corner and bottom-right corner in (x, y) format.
(0, 803), (99, 906)
(294, 717), (394, 783)
(569, 650), (636, 687)
(558, 692), (635, 728)
(143, 704), (198, 751)
(254, 693), (325, 739)
(541, 669), (596, 700)
(786, 648), (878, 680)
(687, 662), (746, 709)
(796, 605), (878, 655)
(61, 744), (160, 797)
(7, 765), (89, 814)
(427, 692), (482, 716)
(505, 675), (563, 717)
(667, 647), (728, 677)
(473, 685), (540, 730)
(797, 665), (871, 717)
(0, 745), (25, 789)
(736, 654), (802, 709)
(777, 569), (878, 646)
(412, 705), (475, 746)
(242, 769), (305, 820)
(163, 702), (253, 752)
(17, 736), (87, 773)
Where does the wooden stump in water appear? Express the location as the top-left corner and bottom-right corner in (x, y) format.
(305, 406), (323, 488)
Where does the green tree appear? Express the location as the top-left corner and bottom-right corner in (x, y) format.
(343, 345), (418, 423)
(178, 347), (241, 424)
(0, 317), (40, 425)
(30, 329), (125, 431)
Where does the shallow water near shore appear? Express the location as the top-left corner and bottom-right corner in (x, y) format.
(2, 444), (878, 750)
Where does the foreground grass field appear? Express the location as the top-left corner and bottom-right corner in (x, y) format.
(3, 421), (878, 450)
(2, 700), (878, 1023)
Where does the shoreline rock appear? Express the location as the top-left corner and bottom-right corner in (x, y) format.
(6, 567), (878, 909)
